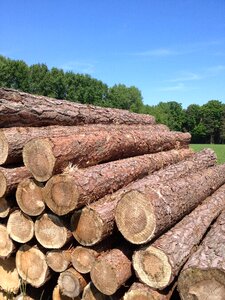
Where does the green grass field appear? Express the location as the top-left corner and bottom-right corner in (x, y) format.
(190, 144), (225, 164)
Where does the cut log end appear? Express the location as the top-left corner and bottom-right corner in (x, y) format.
(46, 250), (71, 272)
(71, 209), (103, 246)
(123, 291), (154, 300)
(16, 178), (45, 216)
(44, 174), (79, 215)
(0, 131), (8, 165)
(178, 268), (225, 300)
(82, 282), (108, 300)
(52, 285), (80, 300)
(0, 197), (10, 218)
(0, 256), (20, 294)
(23, 138), (55, 182)
(0, 171), (7, 198)
(7, 210), (34, 243)
(0, 224), (14, 258)
(71, 246), (98, 274)
(115, 190), (156, 244)
(133, 247), (172, 290)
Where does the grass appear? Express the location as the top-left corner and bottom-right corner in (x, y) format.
(190, 144), (225, 164)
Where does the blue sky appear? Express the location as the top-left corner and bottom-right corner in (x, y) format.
(0, 0), (225, 107)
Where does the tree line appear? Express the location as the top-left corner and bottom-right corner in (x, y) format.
(0, 55), (224, 144)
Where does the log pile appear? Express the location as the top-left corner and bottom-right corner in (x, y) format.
(1, 88), (225, 299)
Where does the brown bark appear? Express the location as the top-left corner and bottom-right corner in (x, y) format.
(58, 267), (88, 298)
(34, 213), (72, 249)
(90, 248), (132, 295)
(0, 256), (20, 294)
(7, 209), (34, 243)
(71, 149), (216, 246)
(0, 197), (10, 218)
(46, 249), (72, 272)
(44, 148), (193, 215)
(0, 124), (168, 165)
(53, 285), (81, 300)
(0, 166), (31, 198)
(15, 244), (50, 288)
(0, 88), (156, 127)
(0, 224), (15, 258)
(178, 209), (225, 300)
(23, 129), (191, 182)
(123, 282), (176, 300)
(133, 183), (225, 290)
(16, 178), (45, 216)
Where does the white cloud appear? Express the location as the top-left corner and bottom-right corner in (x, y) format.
(61, 61), (95, 74)
(159, 83), (185, 92)
(134, 48), (178, 57)
(168, 72), (202, 82)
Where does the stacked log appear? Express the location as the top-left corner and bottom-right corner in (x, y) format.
(1, 89), (225, 299)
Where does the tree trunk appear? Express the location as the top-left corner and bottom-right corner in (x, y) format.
(123, 282), (176, 300)
(178, 209), (225, 300)
(0, 197), (11, 218)
(115, 163), (225, 244)
(46, 249), (72, 272)
(0, 124), (168, 165)
(34, 213), (72, 249)
(71, 149), (216, 246)
(0, 224), (15, 258)
(7, 209), (34, 243)
(23, 129), (191, 182)
(15, 244), (50, 288)
(0, 88), (156, 127)
(0, 166), (31, 198)
(90, 248), (132, 295)
(133, 183), (225, 290)
(0, 256), (20, 294)
(58, 267), (88, 298)
(16, 178), (45, 216)
(52, 285), (81, 300)
(44, 148), (193, 215)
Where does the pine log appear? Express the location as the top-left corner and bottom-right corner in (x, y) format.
(58, 267), (88, 298)
(34, 213), (72, 249)
(0, 197), (10, 218)
(16, 178), (45, 216)
(0, 224), (15, 258)
(7, 209), (34, 243)
(82, 281), (125, 300)
(0, 166), (31, 198)
(71, 149), (216, 246)
(123, 282), (176, 300)
(44, 148), (193, 215)
(0, 256), (20, 294)
(46, 249), (71, 272)
(23, 129), (191, 182)
(133, 183), (225, 290)
(0, 87), (156, 128)
(115, 163), (225, 244)
(90, 248), (132, 295)
(178, 209), (225, 300)
(16, 244), (50, 288)
(53, 285), (81, 300)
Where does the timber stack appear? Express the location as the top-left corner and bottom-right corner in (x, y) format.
(0, 88), (225, 299)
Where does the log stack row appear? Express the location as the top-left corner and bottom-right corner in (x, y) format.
(0, 88), (225, 299)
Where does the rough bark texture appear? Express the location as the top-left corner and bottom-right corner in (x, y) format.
(44, 148), (193, 215)
(46, 249), (71, 272)
(71, 149), (216, 246)
(123, 282), (176, 300)
(34, 213), (72, 249)
(133, 183), (225, 290)
(0, 124), (168, 165)
(16, 178), (45, 216)
(15, 244), (50, 288)
(115, 163), (225, 244)
(0, 88), (155, 127)
(23, 129), (191, 182)
(0, 224), (15, 258)
(53, 285), (81, 300)
(58, 267), (88, 298)
(0, 256), (20, 294)
(90, 248), (132, 295)
(0, 197), (10, 218)
(178, 209), (225, 300)
(0, 166), (31, 198)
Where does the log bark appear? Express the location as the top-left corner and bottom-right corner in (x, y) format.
(34, 213), (72, 249)
(0, 197), (10, 218)
(133, 183), (225, 289)
(7, 209), (34, 243)
(115, 163), (225, 244)
(0, 224), (15, 258)
(44, 148), (193, 215)
(178, 209), (225, 300)
(15, 244), (50, 288)
(58, 267), (88, 298)
(53, 285), (81, 300)
(71, 149), (216, 246)
(46, 249), (72, 272)
(90, 248), (132, 295)
(0, 124), (168, 165)
(0, 256), (20, 295)
(16, 178), (45, 216)
(23, 129), (191, 182)
(0, 166), (31, 198)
